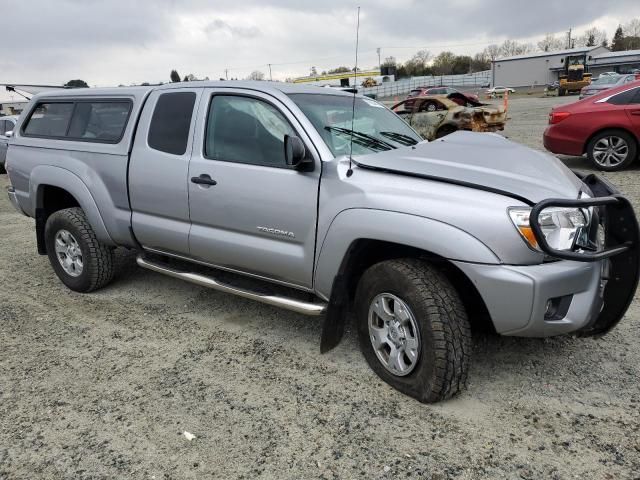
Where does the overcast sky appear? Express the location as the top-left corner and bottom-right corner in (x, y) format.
(2, 0), (640, 101)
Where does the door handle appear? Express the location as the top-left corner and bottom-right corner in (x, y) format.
(191, 174), (217, 186)
(630, 110), (640, 116)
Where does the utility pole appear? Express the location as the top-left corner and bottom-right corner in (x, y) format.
(268, 64), (272, 81)
(567, 28), (572, 49)
(224, 69), (228, 80)
(376, 47), (381, 73)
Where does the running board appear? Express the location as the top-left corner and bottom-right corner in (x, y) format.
(136, 255), (327, 316)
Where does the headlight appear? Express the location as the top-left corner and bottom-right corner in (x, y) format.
(509, 207), (589, 251)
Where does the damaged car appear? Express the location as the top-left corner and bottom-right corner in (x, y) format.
(391, 96), (507, 140)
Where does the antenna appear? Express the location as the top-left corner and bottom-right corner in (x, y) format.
(347, 6), (360, 178)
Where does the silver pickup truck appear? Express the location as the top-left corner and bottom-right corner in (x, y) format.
(5, 81), (639, 402)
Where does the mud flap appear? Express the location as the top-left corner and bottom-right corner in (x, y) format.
(320, 274), (348, 353)
(530, 173), (640, 336)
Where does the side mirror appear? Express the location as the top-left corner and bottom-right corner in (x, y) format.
(5, 131), (13, 138)
(285, 135), (313, 171)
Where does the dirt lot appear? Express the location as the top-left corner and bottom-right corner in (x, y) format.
(1, 95), (640, 480)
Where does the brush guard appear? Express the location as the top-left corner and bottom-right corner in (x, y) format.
(529, 173), (639, 336)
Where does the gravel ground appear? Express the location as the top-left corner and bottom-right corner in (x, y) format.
(1, 95), (640, 479)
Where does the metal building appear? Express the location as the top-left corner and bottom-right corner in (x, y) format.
(491, 46), (610, 89)
(589, 49), (640, 76)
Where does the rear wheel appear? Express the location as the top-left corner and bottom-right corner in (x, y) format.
(355, 259), (471, 403)
(587, 130), (637, 171)
(44, 207), (115, 292)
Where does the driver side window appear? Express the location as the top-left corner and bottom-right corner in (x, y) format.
(205, 95), (296, 168)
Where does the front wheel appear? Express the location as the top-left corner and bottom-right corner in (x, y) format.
(355, 259), (471, 403)
(587, 130), (637, 171)
(44, 207), (115, 292)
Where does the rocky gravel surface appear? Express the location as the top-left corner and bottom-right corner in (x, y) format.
(1, 95), (640, 479)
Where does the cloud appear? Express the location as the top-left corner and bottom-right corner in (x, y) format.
(205, 19), (261, 38)
(1, 0), (640, 90)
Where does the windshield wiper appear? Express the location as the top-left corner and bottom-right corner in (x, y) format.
(380, 131), (419, 146)
(324, 126), (397, 152)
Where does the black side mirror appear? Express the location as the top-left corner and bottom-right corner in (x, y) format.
(285, 135), (313, 171)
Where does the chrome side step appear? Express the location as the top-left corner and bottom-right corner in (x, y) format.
(136, 255), (327, 316)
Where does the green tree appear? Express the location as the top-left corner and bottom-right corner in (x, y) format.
(451, 55), (472, 75)
(64, 79), (89, 88)
(432, 51), (456, 75)
(327, 66), (351, 74)
(470, 53), (490, 72)
(170, 70), (181, 82)
(612, 25), (625, 51)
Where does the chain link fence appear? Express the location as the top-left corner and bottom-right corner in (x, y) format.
(361, 71), (491, 99)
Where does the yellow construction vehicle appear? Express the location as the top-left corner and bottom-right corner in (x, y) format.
(558, 54), (592, 96)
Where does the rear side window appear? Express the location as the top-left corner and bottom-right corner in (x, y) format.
(23, 103), (74, 137)
(23, 100), (132, 143)
(607, 87), (640, 105)
(148, 92), (196, 155)
(67, 102), (131, 142)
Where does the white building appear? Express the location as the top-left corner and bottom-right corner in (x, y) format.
(491, 46), (610, 88)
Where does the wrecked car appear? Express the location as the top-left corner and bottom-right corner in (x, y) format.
(392, 96), (507, 140)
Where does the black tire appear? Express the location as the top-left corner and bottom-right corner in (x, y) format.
(435, 125), (457, 139)
(0, 162), (5, 174)
(355, 259), (472, 403)
(586, 129), (638, 172)
(44, 207), (115, 292)
(558, 88), (566, 97)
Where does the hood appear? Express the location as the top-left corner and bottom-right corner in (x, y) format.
(355, 131), (583, 204)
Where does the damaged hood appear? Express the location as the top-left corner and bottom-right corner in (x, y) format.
(355, 131), (583, 204)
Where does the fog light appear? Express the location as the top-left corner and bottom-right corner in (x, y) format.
(544, 295), (573, 321)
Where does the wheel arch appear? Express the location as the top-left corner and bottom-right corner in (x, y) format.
(582, 126), (639, 155)
(31, 166), (114, 254)
(316, 209), (498, 352)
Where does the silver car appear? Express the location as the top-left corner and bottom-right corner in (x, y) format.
(580, 74), (637, 99)
(0, 115), (17, 173)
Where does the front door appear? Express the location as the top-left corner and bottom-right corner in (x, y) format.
(188, 90), (321, 289)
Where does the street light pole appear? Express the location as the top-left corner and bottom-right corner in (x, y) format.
(268, 64), (272, 81)
(376, 47), (381, 73)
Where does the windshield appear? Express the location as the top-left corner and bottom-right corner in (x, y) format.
(593, 76), (620, 85)
(289, 93), (422, 156)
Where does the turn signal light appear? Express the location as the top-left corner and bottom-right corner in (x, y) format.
(549, 111), (571, 125)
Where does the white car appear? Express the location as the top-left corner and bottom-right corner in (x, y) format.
(598, 72), (618, 78)
(486, 86), (515, 96)
(0, 115), (18, 173)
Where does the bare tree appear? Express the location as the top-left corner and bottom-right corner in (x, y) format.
(247, 70), (265, 81)
(483, 44), (501, 61)
(575, 27), (608, 47)
(624, 18), (640, 37)
(537, 33), (565, 52)
(410, 50), (432, 69)
(500, 40), (534, 57)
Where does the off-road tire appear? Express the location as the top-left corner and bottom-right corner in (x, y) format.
(45, 207), (115, 292)
(355, 258), (472, 403)
(586, 129), (637, 172)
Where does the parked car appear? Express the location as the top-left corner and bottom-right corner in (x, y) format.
(544, 79), (640, 171)
(391, 96), (506, 140)
(405, 86), (481, 109)
(486, 86), (515, 97)
(579, 74), (636, 99)
(6, 82), (639, 403)
(0, 115), (18, 173)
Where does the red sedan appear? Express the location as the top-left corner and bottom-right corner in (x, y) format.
(544, 80), (640, 171)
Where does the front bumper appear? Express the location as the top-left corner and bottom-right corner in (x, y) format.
(457, 173), (639, 337)
(452, 259), (606, 336)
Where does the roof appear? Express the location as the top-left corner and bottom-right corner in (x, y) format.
(29, 81), (356, 102)
(494, 46), (605, 62)
(591, 49), (640, 59)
